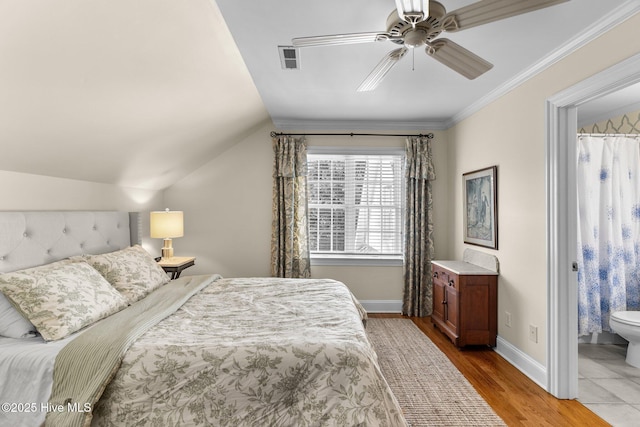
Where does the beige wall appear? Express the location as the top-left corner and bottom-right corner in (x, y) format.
(580, 108), (640, 133)
(0, 170), (162, 211)
(0, 170), (164, 253)
(446, 12), (640, 364)
(164, 120), (274, 278)
(165, 123), (450, 302)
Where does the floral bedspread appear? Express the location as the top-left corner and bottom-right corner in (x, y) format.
(91, 277), (406, 426)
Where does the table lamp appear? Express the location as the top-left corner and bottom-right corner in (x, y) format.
(150, 209), (184, 260)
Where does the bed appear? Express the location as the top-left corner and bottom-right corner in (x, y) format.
(0, 211), (406, 427)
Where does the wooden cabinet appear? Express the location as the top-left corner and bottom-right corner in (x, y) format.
(431, 260), (498, 347)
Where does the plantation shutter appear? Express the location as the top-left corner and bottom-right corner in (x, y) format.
(307, 153), (404, 257)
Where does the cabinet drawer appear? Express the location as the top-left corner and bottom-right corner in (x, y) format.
(432, 265), (458, 291)
(432, 266), (446, 284)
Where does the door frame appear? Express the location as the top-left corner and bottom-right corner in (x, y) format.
(546, 52), (640, 398)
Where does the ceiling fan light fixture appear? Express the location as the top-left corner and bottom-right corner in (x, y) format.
(395, 0), (429, 25)
(403, 28), (428, 48)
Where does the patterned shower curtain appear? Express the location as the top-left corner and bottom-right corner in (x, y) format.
(271, 136), (311, 278)
(403, 136), (436, 317)
(577, 134), (640, 335)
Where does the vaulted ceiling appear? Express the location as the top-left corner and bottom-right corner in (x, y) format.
(0, 0), (636, 190)
(0, 0), (268, 190)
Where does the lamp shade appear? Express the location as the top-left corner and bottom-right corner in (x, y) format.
(150, 210), (184, 239)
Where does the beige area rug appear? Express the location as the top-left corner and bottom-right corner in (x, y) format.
(366, 318), (506, 426)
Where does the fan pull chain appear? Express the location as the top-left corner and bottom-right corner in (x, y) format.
(412, 48), (415, 71)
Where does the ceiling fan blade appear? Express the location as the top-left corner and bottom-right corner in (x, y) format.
(357, 47), (408, 92)
(292, 32), (390, 48)
(442, 0), (569, 32)
(426, 39), (493, 79)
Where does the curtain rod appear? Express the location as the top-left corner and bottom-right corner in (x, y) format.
(270, 131), (434, 139)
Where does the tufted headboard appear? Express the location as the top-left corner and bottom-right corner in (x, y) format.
(0, 211), (141, 273)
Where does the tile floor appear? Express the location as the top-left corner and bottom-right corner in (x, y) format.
(578, 342), (640, 426)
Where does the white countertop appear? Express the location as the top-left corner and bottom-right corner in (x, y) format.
(431, 260), (499, 275)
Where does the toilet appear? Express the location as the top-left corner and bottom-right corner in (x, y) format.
(610, 311), (640, 368)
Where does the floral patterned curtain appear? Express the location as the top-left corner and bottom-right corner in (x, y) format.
(271, 136), (311, 278)
(403, 136), (436, 317)
(577, 134), (640, 335)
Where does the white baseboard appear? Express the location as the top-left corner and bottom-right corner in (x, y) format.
(360, 300), (403, 313)
(495, 335), (547, 390)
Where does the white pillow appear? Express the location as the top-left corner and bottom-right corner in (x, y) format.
(0, 292), (36, 338)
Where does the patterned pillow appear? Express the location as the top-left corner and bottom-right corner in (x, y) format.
(83, 245), (170, 304)
(0, 260), (128, 341)
(0, 292), (36, 338)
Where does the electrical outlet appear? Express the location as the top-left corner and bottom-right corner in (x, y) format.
(505, 312), (512, 327)
(529, 325), (538, 343)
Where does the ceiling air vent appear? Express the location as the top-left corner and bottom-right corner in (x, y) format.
(278, 46), (299, 70)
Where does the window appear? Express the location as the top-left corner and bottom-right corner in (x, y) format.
(307, 148), (404, 264)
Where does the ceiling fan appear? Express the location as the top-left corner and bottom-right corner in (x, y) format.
(292, 0), (569, 91)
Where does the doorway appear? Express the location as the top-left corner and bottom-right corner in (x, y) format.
(546, 52), (640, 399)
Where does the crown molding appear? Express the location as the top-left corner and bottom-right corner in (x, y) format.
(272, 118), (448, 131)
(445, 0), (640, 129)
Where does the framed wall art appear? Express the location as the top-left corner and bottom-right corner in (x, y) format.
(463, 166), (498, 249)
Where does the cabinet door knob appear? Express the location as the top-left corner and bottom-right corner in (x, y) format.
(448, 279), (455, 287)
(433, 272), (439, 278)
(442, 300), (447, 305)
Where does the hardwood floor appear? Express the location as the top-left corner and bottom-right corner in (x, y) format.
(369, 314), (610, 427)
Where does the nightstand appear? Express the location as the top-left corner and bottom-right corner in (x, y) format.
(157, 256), (196, 280)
